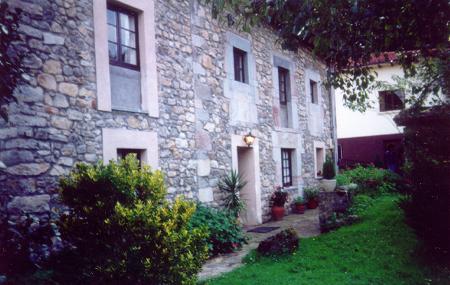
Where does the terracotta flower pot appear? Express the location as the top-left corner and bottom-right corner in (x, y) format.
(295, 203), (305, 214)
(271, 206), (285, 221)
(307, 199), (319, 209)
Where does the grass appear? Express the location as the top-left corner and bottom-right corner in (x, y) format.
(201, 196), (450, 285)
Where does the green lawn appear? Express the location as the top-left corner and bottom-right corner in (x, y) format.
(201, 196), (449, 285)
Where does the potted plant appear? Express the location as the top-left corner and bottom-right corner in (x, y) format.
(320, 156), (336, 192)
(304, 187), (319, 209)
(271, 186), (288, 221)
(293, 196), (306, 214)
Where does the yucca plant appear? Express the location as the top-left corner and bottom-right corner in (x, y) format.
(218, 170), (247, 217)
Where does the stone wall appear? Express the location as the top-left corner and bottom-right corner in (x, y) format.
(318, 191), (352, 226)
(0, 0), (335, 259)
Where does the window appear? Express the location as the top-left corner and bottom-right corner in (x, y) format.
(281, 149), (293, 187)
(310, 80), (318, 104)
(117, 148), (142, 165)
(108, 5), (139, 69)
(379, 90), (403, 111)
(233, 47), (247, 83)
(338, 145), (343, 160)
(278, 67), (289, 105)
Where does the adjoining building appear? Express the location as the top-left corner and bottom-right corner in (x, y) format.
(335, 54), (404, 170)
(1, 0), (336, 232)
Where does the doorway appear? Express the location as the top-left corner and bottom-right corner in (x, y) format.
(237, 147), (258, 225)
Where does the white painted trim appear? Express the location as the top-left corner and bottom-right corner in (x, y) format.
(231, 134), (262, 225)
(93, 0), (158, 117)
(102, 128), (159, 169)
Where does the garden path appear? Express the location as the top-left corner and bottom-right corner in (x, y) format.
(198, 208), (320, 280)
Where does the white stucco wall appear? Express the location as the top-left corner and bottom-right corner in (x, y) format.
(336, 65), (405, 139)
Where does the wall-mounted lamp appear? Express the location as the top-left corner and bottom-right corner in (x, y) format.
(243, 132), (255, 147)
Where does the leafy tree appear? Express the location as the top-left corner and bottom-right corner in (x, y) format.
(0, 1), (22, 121)
(205, 0), (449, 111)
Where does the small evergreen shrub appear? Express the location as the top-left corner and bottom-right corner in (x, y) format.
(257, 228), (299, 256)
(52, 156), (208, 285)
(189, 205), (247, 256)
(322, 156), (336, 179)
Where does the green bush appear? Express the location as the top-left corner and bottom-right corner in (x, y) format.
(336, 174), (351, 186)
(51, 156), (208, 285)
(322, 156), (336, 179)
(256, 228), (299, 256)
(337, 165), (400, 196)
(189, 205), (247, 256)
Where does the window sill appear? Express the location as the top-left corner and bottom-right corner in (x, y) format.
(275, 127), (298, 133)
(282, 186), (298, 192)
(378, 110), (401, 115)
(112, 107), (148, 115)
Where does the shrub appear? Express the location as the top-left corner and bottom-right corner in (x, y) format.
(189, 204), (247, 256)
(396, 106), (450, 262)
(336, 174), (351, 186)
(52, 156), (208, 285)
(257, 228), (299, 256)
(322, 156), (336, 179)
(217, 170), (247, 217)
(337, 165), (400, 196)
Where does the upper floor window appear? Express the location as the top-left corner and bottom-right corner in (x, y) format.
(108, 6), (139, 69)
(281, 149), (293, 187)
(233, 47), (248, 83)
(310, 80), (318, 104)
(278, 67), (289, 106)
(379, 90), (404, 112)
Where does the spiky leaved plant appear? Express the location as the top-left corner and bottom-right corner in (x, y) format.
(218, 170), (247, 218)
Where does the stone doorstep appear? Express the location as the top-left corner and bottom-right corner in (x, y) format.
(198, 209), (320, 280)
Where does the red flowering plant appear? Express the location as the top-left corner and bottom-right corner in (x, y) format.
(271, 186), (288, 207)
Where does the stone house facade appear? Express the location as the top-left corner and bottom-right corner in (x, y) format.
(1, 0), (336, 238)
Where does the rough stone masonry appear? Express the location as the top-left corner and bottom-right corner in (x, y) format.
(0, 0), (336, 261)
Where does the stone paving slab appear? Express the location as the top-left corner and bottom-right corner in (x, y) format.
(198, 208), (320, 280)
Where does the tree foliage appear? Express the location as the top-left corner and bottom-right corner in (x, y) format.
(206, 0), (449, 111)
(0, 1), (22, 121)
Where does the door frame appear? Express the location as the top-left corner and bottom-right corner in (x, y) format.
(231, 134), (262, 225)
